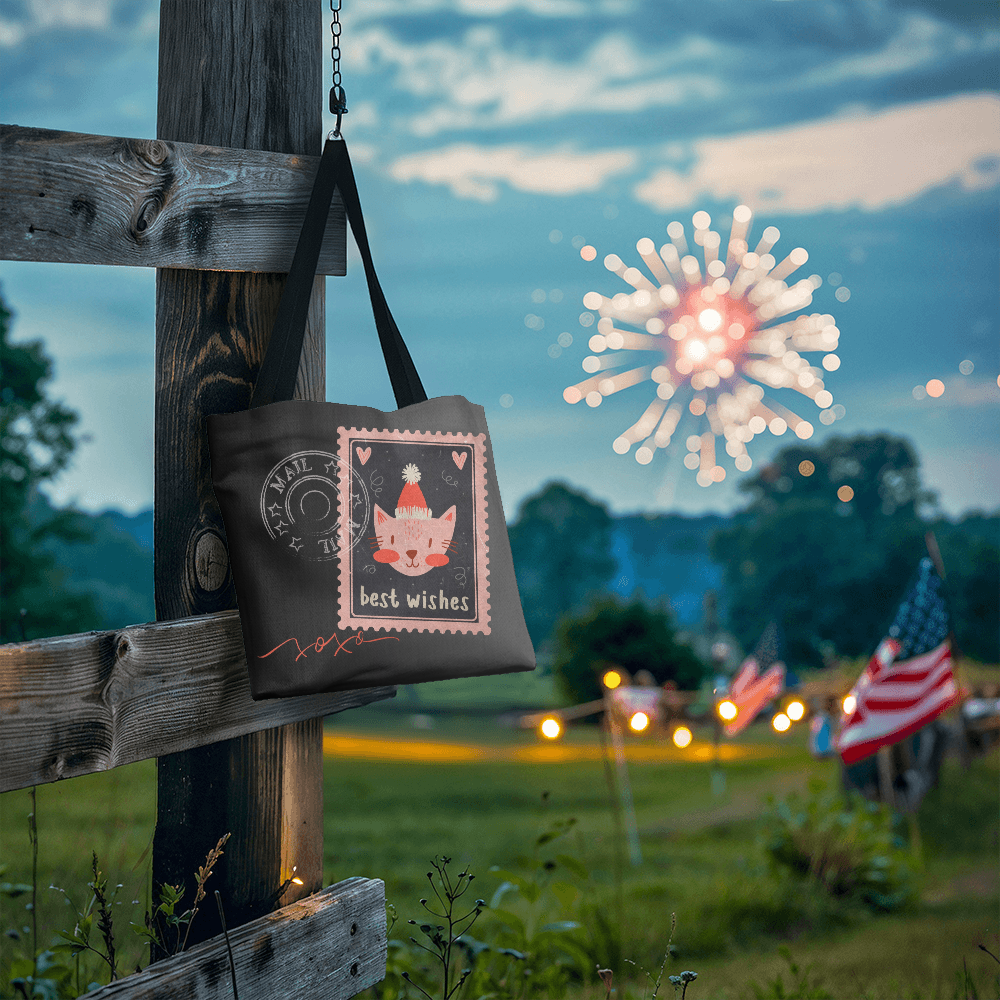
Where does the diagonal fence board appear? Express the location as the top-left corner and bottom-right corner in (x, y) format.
(0, 125), (346, 273)
(0, 611), (395, 793)
(85, 877), (386, 1000)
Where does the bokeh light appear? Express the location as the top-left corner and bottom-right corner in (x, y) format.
(602, 669), (622, 690)
(718, 699), (738, 721)
(786, 700), (806, 722)
(843, 694), (857, 715)
(580, 245), (597, 262)
(798, 460), (815, 476)
(772, 713), (791, 733)
(959, 360), (974, 375)
(540, 717), (562, 739)
(926, 379), (945, 398)
(837, 485), (854, 502)
(629, 711), (650, 733)
(672, 725), (693, 749)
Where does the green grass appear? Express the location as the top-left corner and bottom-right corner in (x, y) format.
(1, 712), (997, 1000)
(394, 668), (564, 710)
(0, 763), (157, 986)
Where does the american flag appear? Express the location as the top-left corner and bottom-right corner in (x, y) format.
(836, 557), (957, 765)
(724, 621), (785, 737)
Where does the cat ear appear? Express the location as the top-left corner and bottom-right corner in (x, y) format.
(374, 504), (390, 525)
(440, 505), (456, 522)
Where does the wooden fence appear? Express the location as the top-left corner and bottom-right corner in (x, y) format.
(0, 2), (391, 996)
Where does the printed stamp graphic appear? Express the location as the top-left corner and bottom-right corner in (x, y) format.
(259, 450), (370, 562)
(338, 428), (490, 634)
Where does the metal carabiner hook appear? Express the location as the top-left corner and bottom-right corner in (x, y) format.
(329, 84), (348, 138)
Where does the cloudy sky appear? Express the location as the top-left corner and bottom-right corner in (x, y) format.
(1, 0), (997, 521)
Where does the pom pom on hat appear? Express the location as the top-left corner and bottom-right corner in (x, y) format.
(397, 464), (430, 519)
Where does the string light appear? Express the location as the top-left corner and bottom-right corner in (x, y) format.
(602, 669), (623, 690)
(786, 700), (805, 722)
(629, 711), (650, 733)
(565, 208), (844, 483)
(540, 717), (562, 739)
(717, 699), (738, 722)
(672, 725), (693, 748)
(772, 713), (791, 733)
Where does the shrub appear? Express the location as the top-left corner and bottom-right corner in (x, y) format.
(551, 594), (705, 705)
(761, 779), (916, 912)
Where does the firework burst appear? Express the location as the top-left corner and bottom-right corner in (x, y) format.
(563, 206), (843, 486)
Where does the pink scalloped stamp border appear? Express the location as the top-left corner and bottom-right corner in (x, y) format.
(337, 427), (490, 635)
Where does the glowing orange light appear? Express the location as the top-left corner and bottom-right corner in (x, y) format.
(926, 379), (945, 398)
(772, 713), (791, 733)
(540, 717), (562, 740)
(798, 460), (815, 477)
(603, 670), (622, 690)
(629, 711), (650, 733)
(718, 699), (738, 722)
(843, 694), (857, 715)
(672, 726), (693, 748)
(291, 877), (304, 885)
(837, 485), (854, 502)
(786, 700), (805, 722)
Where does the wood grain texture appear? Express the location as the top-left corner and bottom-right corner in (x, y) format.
(0, 125), (346, 273)
(85, 878), (386, 1000)
(0, 610), (396, 794)
(153, 0), (340, 948)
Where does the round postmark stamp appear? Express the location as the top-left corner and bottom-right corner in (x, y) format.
(259, 450), (369, 561)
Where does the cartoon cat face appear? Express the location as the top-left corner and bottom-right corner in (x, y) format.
(371, 505), (456, 576)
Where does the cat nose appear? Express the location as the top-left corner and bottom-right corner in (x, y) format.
(406, 549), (417, 559)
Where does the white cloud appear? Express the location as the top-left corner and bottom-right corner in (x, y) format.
(348, 0), (632, 20)
(347, 27), (725, 135)
(0, 0), (113, 47)
(802, 13), (1000, 87)
(0, 0), (157, 48)
(389, 143), (637, 200)
(633, 93), (1000, 214)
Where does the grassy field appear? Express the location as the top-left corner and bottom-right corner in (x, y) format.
(1, 694), (997, 999)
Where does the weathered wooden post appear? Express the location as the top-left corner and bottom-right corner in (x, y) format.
(153, 0), (328, 944)
(2, 0), (393, 989)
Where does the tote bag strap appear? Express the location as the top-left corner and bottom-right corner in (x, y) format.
(250, 138), (428, 410)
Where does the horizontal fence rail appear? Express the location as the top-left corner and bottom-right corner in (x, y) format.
(0, 125), (346, 273)
(85, 877), (386, 1000)
(0, 611), (394, 792)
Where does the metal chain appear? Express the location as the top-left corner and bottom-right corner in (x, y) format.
(329, 0), (347, 136)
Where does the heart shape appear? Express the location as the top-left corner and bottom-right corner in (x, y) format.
(452, 450), (467, 470)
(356, 446), (371, 465)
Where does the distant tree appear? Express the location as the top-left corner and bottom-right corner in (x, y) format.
(0, 286), (99, 642)
(508, 481), (617, 649)
(932, 514), (1000, 663)
(710, 434), (934, 666)
(551, 594), (705, 704)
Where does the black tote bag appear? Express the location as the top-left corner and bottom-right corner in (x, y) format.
(207, 139), (535, 699)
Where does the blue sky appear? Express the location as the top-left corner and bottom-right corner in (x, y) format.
(1, 0), (997, 520)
